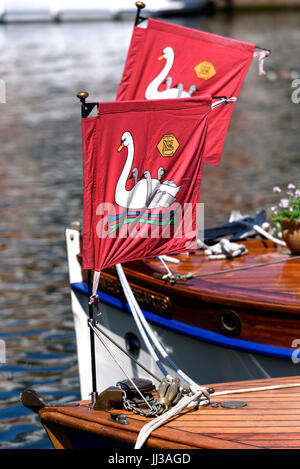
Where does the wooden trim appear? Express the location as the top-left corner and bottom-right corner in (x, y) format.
(40, 409), (193, 449)
(42, 421), (74, 449)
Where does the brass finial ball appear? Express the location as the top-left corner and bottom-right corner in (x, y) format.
(135, 2), (145, 9)
(77, 91), (89, 101)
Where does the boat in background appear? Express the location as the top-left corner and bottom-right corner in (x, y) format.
(0, 0), (210, 23)
(66, 224), (300, 400)
(0, 0), (52, 22)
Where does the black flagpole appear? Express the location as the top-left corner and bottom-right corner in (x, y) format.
(87, 270), (98, 406)
(134, 1), (146, 26)
(77, 91), (98, 406)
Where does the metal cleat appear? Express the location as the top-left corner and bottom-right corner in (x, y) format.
(155, 377), (182, 415)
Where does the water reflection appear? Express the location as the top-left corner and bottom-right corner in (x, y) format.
(0, 11), (299, 448)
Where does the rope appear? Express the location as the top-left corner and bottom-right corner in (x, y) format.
(134, 386), (211, 449)
(253, 224), (286, 246)
(116, 264), (199, 388)
(89, 320), (152, 411)
(94, 323), (162, 384)
(193, 253), (300, 279)
(158, 255), (173, 279)
(88, 270), (101, 315)
(211, 96), (237, 110)
(198, 224), (285, 260)
(134, 380), (300, 449)
(158, 255), (180, 264)
(197, 238), (248, 260)
(213, 381), (300, 397)
(253, 49), (270, 76)
(116, 264), (172, 381)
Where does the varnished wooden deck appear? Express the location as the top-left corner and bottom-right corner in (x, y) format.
(127, 240), (300, 313)
(40, 376), (300, 449)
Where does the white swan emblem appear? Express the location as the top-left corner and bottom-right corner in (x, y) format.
(145, 47), (197, 100)
(115, 131), (181, 209)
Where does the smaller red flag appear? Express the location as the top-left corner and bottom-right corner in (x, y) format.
(81, 96), (211, 271)
(116, 18), (256, 166)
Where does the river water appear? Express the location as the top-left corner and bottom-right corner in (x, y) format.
(0, 10), (299, 449)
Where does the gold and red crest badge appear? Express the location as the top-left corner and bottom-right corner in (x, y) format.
(157, 134), (180, 157)
(194, 61), (216, 80)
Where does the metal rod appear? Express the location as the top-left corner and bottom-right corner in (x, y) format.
(94, 323), (161, 383)
(77, 91), (89, 118)
(76, 91), (98, 118)
(87, 270), (98, 405)
(77, 93), (98, 405)
(90, 321), (152, 410)
(194, 254), (300, 278)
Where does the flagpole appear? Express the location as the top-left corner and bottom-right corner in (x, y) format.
(77, 91), (98, 407)
(87, 270), (98, 406)
(134, 1), (145, 26)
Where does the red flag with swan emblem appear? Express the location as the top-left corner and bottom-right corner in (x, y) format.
(116, 18), (260, 166)
(81, 96), (211, 271)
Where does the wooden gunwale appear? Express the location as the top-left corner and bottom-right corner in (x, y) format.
(39, 375), (300, 449)
(122, 245), (300, 314)
(77, 239), (300, 314)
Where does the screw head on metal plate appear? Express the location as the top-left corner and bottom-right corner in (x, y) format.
(221, 401), (247, 409)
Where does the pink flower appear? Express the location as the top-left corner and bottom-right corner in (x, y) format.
(273, 186), (281, 193)
(288, 184), (296, 190)
(295, 190), (300, 198)
(279, 198), (289, 208)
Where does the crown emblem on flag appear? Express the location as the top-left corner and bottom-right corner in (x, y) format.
(157, 134), (179, 157)
(194, 61), (216, 80)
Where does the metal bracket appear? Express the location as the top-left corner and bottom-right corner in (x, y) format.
(20, 389), (79, 414)
(76, 91), (98, 118)
(94, 386), (123, 411)
(135, 1), (146, 26)
(109, 412), (129, 425)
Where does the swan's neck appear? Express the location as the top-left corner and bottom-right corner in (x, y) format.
(145, 177), (153, 207)
(116, 144), (134, 198)
(145, 55), (174, 98)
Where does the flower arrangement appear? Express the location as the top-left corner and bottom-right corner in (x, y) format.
(270, 184), (300, 224)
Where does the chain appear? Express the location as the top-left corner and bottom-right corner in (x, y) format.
(121, 389), (160, 418)
(121, 385), (212, 418)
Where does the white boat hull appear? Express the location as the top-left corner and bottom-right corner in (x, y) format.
(66, 228), (300, 400)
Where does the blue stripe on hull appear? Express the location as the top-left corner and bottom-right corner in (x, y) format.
(71, 281), (294, 361)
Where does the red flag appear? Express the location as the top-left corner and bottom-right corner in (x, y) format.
(82, 96), (211, 271)
(116, 18), (256, 166)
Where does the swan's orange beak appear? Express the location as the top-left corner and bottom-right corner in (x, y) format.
(117, 142), (124, 152)
(158, 54), (164, 61)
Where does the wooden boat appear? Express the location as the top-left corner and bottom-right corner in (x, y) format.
(21, 3), (300, 450)
(66, 225), (300, 401)
(27, 374), (300, 449)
